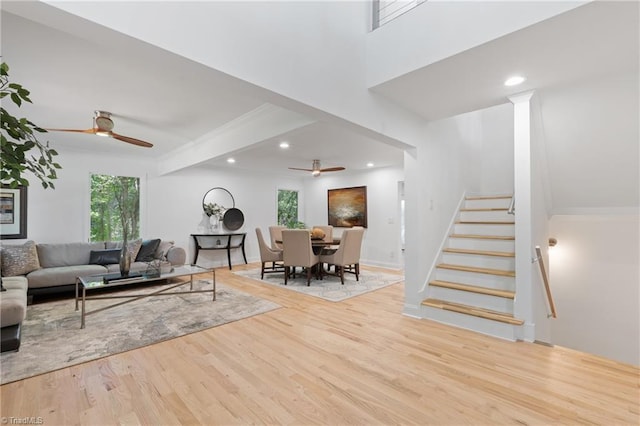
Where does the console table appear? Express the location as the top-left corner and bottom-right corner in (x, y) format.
(191, 233), (247, 270)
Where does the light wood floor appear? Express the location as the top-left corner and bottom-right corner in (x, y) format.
(1, 263), (638, 425)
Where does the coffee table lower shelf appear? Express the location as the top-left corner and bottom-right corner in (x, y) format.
(75, 265), (215, 329)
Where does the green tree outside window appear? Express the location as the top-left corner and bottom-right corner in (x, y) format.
(90, 174), (140, 242)
(277, 189), (301, 228)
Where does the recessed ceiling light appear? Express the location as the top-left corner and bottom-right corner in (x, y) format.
(504, 76), (526, 86)
(227, 158), (236, 164)
(279, 142), (289, 149)
(366, 162), (374, 167)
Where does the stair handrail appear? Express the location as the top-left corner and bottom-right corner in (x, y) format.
(533, 246), (557, 318)
(507, 194), (515, 215)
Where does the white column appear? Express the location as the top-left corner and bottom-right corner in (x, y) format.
(509, 91), (535, 341)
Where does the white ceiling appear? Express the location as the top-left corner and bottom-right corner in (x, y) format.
(1, 1), (638, 209)
(0, 6), (404, 177)
(371, 1), (638, 122)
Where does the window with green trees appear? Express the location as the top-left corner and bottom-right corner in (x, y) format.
(277, 189), (299, 228)
(90, 174), (140, 242)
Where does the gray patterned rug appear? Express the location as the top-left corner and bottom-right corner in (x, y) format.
(0, 280), (279, 384)
(234, 268), (403, 302)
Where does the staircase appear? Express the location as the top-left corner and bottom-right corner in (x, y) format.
(421, 195), (524, 340)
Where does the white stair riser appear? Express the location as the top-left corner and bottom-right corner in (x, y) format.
(435, 268), (515, 290)
(428, 286), (514, 312)
(464, 198), (511, 209)
(421, 305), (520, 341)
(455, 223), (515, 237)
(441, 253), (515, 270)
(459, 211), (513, 222)
(448, 238), (515, 252)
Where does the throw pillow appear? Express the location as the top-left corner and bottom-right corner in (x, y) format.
(136, 239), (161, 262)
(155, 240), (174, 261)
(110, 239), (143, 261)
(89, 249), (122, 265)
(0, 240), (41, 277)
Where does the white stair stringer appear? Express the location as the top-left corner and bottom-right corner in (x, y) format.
(421, 194), (523, 341)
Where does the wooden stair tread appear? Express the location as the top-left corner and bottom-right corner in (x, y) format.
(422, 298), (524, 325)
(443, 248), (515, 258)
(437, 263), (515, 277)
(456, 221), (515, 225)
(465, 195), (512, 200)
(429, 280), (515, 299)
(450, 234), (515, 240)
(460, 207), (509, 212)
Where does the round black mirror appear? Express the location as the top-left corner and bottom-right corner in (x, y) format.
(202, 187), (235, 214)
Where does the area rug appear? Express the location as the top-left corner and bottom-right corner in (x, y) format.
(0, 280), (279, 384)
(234, 268), (403, 302)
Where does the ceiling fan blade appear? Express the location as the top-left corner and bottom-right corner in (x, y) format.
(46, 128), (97, 134)
(288, 167), (314, 172)
(111, 132), (154, 148)
(319, 167), (346, 172)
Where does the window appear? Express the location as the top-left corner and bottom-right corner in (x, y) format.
(277, 189), (299, 227)
(90, 174), (140, 242)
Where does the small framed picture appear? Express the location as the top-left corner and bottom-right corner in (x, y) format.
(0, 185), (27, 239)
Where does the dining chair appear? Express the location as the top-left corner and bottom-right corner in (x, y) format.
(319, 227), (365, 284)
(281, 229), (320, 286)
(268, 225), (286, 250)
(255, 228), (284, 279)
(312, 225), (334, 243)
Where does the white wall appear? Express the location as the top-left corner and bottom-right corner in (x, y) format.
(403, 103), (514, 315)
(549, 215), (640, 366)
(17, 150), (304, 269)
(16, 149), (404, 270)
(304, 167), (404, 269)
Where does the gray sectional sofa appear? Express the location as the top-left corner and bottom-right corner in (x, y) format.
(0, 239), (186, 297)
(0, 238), (186, 352)
(0, 276), (28, 352)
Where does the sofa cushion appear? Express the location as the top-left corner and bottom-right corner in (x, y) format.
(136, 239), (161, 262)
(0, 276), (28, 327)
(37, 242), (105, 268)
(26, 265), (107, 289)
(106, 239), (143, 261)
(89, 249), (122, 265)
(1, 241), (41, 277)
(155, 240), (174, 260)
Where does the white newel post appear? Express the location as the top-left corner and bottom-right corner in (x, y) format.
(509, 91), (536, 341)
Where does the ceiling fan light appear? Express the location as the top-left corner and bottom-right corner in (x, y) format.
(312, 170), (321, 176)
(95, 130), (110, 137)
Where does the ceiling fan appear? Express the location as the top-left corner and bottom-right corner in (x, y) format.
(46, 111), (153, 148)
(289, 159), (345, 177)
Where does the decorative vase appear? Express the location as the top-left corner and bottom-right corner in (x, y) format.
(198, 212), (212, 234)
(119, 238), (131, 276)
(211, 216), (221, 232)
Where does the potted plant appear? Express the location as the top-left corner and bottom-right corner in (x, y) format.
(1, 62), (61, 189)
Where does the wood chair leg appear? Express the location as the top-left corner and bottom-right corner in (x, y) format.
(306, 268), (312, 286)
(355, 263), (360, 281)
(284, 266), (289, 285)
(340, 266), (344, 284)
(261, 262), (265, 279)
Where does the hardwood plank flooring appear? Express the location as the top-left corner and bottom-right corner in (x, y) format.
(1, 263), (638, 425)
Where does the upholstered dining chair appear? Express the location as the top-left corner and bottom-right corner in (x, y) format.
(281, 229), (320, 286)
(268, 225), (286, 250)
(255, 228), (284, 279)
(312, 225), (334, 243)
(319, 227), (365, 284)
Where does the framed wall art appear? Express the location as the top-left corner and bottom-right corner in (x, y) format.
(327, 186), (367, 228)
(0, 185), (27, 239)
